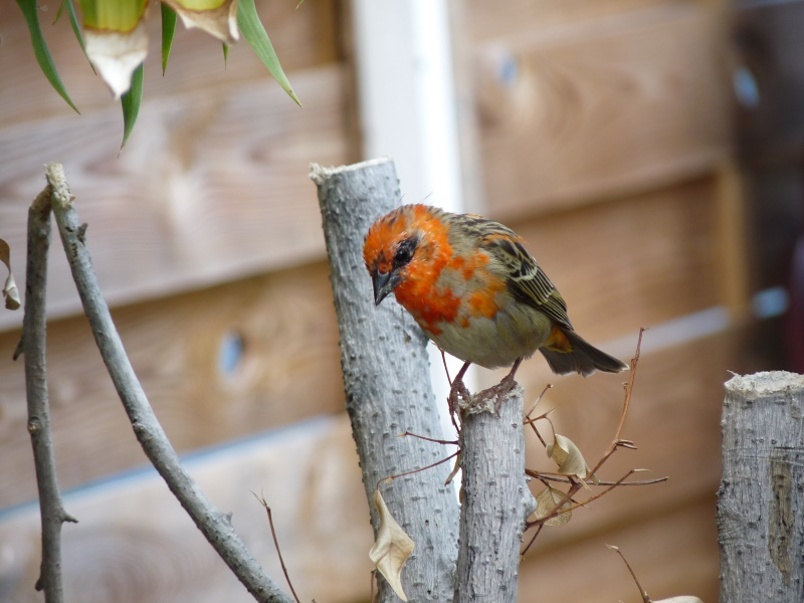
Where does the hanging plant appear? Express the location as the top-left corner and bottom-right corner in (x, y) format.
(16, 0), (301, 147)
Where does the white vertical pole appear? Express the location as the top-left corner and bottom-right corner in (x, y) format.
(351, 0), (472, 437)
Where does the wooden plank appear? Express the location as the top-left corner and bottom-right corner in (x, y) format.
(518, 495), (719, 602)
(465, 0), (668, 42)
(0, 64), (352, 333)
(500, 178), (721, 344)
(0, 0), (339, 126)
(0, 416), (373, 603)
(475, 4), (729, 217)
(0, 262), (344, 509)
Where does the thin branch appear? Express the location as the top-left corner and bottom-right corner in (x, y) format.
(253, 494), (302, 603)
(399, 430), (459, 446)
(529, 469), (648, 524)
(607, 545), (651, 603)
(586, 328), (645, 479)
(19, 177), (78, 603)
(44, 163), (293, 603)
(526, 469), (668, 487)
(522, 331), (654, 546)
(378, 450), (461, 487)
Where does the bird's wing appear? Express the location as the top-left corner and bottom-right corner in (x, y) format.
(476, 224), (573, 330)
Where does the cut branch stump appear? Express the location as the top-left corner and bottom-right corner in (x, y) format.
(312, 158), (461, 602)
(718, 371), (804, 603)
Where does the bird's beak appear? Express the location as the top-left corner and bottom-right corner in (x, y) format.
(371, 269), (399, 305)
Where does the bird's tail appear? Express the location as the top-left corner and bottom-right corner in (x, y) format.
(539, 328), (628, 377)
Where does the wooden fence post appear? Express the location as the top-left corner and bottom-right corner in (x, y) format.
(718, 371), (804, 603)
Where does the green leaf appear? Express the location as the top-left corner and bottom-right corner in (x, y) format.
(237, 0), (301, 106)
(161, 3), (178, 75)
(16, 0), (79, 113)
(120, 62), (144, 149)
(61, 0), (96, 73)
(222, 42), (229, 66)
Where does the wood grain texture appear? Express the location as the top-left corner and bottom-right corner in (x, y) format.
(0, 64), (352, 333)
(0, 262), (344, 509)
(718, 371), (804, 603)
(465, 0), (667, 42)
(501, 179), (721, 344)
(0, 416), (374, 603)
(474, 3), (729, 217)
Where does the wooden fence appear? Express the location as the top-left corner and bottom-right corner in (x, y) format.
(1, 0), (793, 601)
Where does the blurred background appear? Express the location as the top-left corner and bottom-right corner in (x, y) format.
(0, 0), (801, 601)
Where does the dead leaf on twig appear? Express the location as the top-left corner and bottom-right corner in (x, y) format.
(534, 485), (572, 527)
(369, 489), (414, 601)
(547, 433), (596, 482)
(0, 238), (20, 310)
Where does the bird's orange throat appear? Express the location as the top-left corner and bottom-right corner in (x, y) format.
(393, 250), (459, 336)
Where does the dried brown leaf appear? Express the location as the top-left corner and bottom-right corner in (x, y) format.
(547, 433), (590, 480)
(369, 489), (414, 601)
(534, 485), (571, 527)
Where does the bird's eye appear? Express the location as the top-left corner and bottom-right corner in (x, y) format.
(393, 235), (419, 269)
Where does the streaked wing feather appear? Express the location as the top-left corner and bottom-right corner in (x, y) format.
(477, 226), (573, 329)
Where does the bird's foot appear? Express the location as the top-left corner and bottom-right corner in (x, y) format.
(455, 375), (520, 416)
(448, 377), (471, 430)
(478, 375), (519, 414)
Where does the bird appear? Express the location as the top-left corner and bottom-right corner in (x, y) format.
(362, 204), (627, 390)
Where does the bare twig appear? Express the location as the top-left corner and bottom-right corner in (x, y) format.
(44, 163), (293, 603)
(526, 470), (668, 487)
(399, 430), (458, 446)
(584, 329), (645, 479)
(18, 177), (78, 603)
(253, 494), (302, 603)
(523, 330), (656, 545)
(377, 450), (460, 487)
(607, 545), (651, 603)
(528, 469), (650, 526)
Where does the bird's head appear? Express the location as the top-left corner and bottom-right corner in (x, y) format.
(363, 205), (440, 305)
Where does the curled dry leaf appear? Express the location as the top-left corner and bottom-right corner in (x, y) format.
(162, 0), (239, 44)
(369, 489), (414, 601)
(547, 433), (591, 480)
(84, 21), (148, 98)
(0, 238), (20, 310)
(534, 485), (572, 527)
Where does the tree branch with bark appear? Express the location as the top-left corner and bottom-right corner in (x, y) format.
(16, 163), (294, 603)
